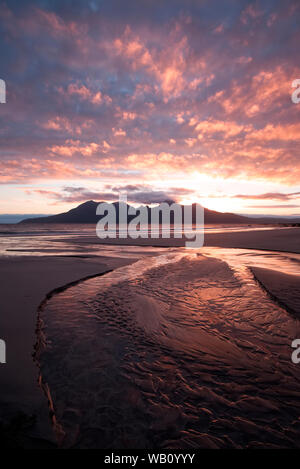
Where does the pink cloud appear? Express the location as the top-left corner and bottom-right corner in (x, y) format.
(48, 140), (100, 157)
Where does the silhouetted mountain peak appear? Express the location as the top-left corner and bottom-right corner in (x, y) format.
(79, 200), (97, 207)
(18, 200), (295, 225)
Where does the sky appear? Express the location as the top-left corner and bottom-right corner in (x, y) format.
(0, 0), (300, 216)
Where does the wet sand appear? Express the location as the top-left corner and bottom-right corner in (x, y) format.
(0, 226), (299, 448)
(56, 227), (300, 254)
(0, 255), (137, 447)
(205, 226), (300, 254)
(251, 267), (300, 316)
(38, 251), (300, 449)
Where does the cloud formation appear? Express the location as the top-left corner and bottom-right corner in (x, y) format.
(0, 0), (299, 212)
(27, 184), (194, 205)
(234, 192), (300, 201)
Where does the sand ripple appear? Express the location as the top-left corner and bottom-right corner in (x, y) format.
(38, 249), (300, 448)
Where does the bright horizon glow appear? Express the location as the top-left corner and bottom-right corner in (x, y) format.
(1, 174), (300, 216)
(1, 171), (300, 216)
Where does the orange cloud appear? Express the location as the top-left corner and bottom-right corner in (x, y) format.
(48, 140), (100, 157)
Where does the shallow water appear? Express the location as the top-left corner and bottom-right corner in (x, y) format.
(0, 223), (291, 258)
(38, 248), (300, 449)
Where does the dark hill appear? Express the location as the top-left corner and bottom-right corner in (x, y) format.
(19, 200), (299, 225)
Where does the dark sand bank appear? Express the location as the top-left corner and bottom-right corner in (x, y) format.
(0, 255), (136, 448)
(55, 227), (300, 254)
(251, 267), (300, 316)
(205, 227), (300, 253)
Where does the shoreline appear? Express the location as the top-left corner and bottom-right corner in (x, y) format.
(34, 267), (115, 447)
(0, 226), (299, 447)
(0, 254), (138, 448)
(47, 227), (300, 254)
(33, 246), (300, 449)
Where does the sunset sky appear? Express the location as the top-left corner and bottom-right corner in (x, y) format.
(0, 0), (300, 216)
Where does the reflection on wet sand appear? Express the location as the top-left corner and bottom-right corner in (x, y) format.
(37, 248), (300, 449)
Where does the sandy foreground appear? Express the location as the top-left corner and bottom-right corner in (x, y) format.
(0, 227), (299, 447)
(0, 255), (137, 447)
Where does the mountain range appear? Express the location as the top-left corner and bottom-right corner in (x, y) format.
(18, 200), (300, 225)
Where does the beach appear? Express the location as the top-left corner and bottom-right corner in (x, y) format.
(0, 226), (299, 448)
(0, 253), (138, 447)
(56, 226), (300, 253)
